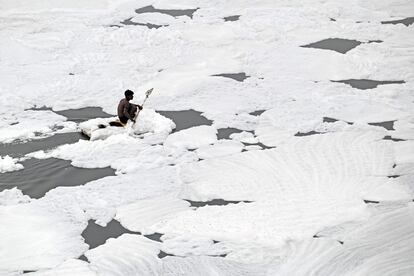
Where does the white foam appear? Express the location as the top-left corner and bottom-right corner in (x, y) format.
(116, 195), (190, 234)
(85, 234), (160, 276)
(393, 140), (414, 164)
(229, 131), (258, 144)
(0, 110), (68, 144)
(0, 188), (30, 206)
(155, 132), (409, 248)
(164, 125), (217, 150)
(160, 235), (227, 257)
(43, 166), (181, 226)
(195, 139), (244, 159)
(272, 203), (414, 275)
(0, 200), (88, 271)
(26, 259), (96, 276)
(0, 155), (23, 173)
(161, 256), (266, 276)
(1, 0), (413, 273)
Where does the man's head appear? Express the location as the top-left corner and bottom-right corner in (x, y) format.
(124, 90), (134, 100)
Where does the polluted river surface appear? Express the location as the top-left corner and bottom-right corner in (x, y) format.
(1, 1), (413, 274)
(0, 107), (233, 248)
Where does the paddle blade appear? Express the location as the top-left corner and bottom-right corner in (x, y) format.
(145, 88), (154, 97)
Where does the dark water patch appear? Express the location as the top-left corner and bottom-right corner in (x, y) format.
(331, 79), (405, 90)
(243, 142), (274, 150)
(217, 128), (244, 139)
(368, 120), (395, 130)
(158, 251), (175, 259)
(387, 175), (400, 178)
(212, 72), (249, 82)
(185, 199), (252, 208)
(368, 40), (383, 43)
(364, 199), (380, 204)
(157, 109), (212, 131)
(0, 132), (87, 157)
(0, 158), (115, 198)
(55, 107), (112, 123)
(301, 38), (362, 54)
(249, 110), (265, 116)
(121, 17), (165, 29)
(224, 15), (240, 22)
(323, 117), (339, 123)
(82, 219), (139, 250)
(383, 135), (405, 142)
(295, 131), (322, 137)
(135, 5), (199, 19)
(145, 232), (164, 242)
(78, 255), (88, 262)
(27, 106), (112, 123)
(382, 17), (414, 27)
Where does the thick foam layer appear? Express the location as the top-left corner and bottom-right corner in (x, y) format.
(1, 0), (413, 274)
(0, 155), (23, 173)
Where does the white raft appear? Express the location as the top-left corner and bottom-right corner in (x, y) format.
(79, 109), (175, 141)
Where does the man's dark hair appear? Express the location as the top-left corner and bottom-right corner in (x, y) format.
(125, 90), (134, 97)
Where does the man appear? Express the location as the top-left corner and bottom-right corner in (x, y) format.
(118, 90), (143, 124)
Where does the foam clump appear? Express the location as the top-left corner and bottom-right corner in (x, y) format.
(0, 188), (30, 206)
(0, 155), (23, 173)
(84, 234), (161, 275)
(0, 110), (68, 144)
(164, 125), (217, 150)
(0, 200), (88, 271)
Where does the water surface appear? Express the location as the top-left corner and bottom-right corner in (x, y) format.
(0, 158), (114, 198)
(332, 79), (405, 89)
(157, 109), (212, 131)
(301, 38), (362, 54)
(135, 5), (199, 19)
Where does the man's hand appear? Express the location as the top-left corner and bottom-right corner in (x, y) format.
(131, 119), (136, 123)
(137, 105), (143, 110)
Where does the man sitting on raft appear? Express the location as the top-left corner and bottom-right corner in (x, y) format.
(118, 90), (143, 125)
